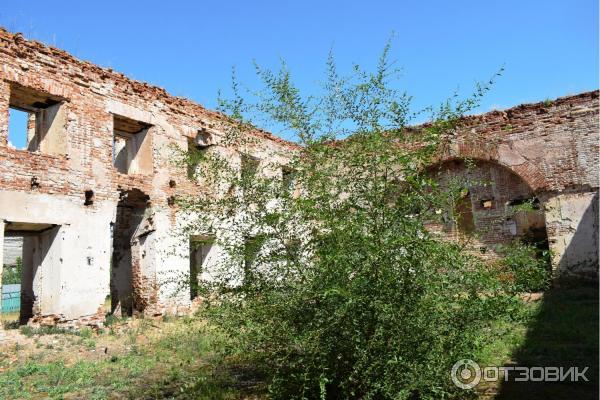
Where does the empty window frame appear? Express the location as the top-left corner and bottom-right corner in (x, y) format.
(112, 114), (153, 175)
(243, 235), (266, 284)
(189, 236), (214, 300)
(281, 166), (296, 195)
(480, 199), (494, 209)
(8, 83), (67, 155)
(186, 130), (213, 179)
(240, 153), (260, 178)
(193, 128), (214, 148)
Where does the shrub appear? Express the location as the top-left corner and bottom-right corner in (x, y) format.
(208, 239), (519, 399)
(497, 242), (551, 292)
(181, 43), (514, 398)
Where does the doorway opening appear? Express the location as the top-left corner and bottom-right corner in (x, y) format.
(110, 189), (151, 317)
(2, 222), (59, 327)
(189, 236), (214, 300)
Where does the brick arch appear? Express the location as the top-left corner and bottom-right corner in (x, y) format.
(434, 140), (548, 194)
(426, 156), (550, 254)
(427, 157), (536, 195)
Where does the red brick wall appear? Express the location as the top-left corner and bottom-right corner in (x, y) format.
(0, 29), (296, 210)
(439, 91), (599, 194)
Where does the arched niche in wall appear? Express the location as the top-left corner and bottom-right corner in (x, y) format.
(427, 158), (549, 252)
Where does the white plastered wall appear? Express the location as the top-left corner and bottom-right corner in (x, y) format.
(152, 209), (233, 312)
(0, 190), (114, 320)
(545, 191), (599, 277)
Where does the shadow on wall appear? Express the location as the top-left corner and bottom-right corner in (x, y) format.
(556, 191), (599, 278)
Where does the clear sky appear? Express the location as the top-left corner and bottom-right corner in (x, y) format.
(2, 0), (598, 144)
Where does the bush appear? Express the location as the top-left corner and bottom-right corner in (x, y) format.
(208, 238), (519, 399)
(182, 43), (514, 398)
(497, 242), (551, 292)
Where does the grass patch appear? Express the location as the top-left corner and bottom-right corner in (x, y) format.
(494, 282), (598, 400)
(1, 312), (20, 330)
(0, 317), (253, 399)
(475, 282), (598, 399)
(1, 283), (596, 399)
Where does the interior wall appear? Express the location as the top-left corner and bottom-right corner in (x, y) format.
(130, 128), (152, 174)
(37, 102), (67, 155)
(544, 191), (599, 277)
(20, 227), (61, 324)
(132, 231), (157, 314)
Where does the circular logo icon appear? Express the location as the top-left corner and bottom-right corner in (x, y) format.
(451, 359), (481, 389)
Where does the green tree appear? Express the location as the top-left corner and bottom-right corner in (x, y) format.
(178, 44), (520, 399)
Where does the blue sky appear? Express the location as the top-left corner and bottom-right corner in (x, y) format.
(2, 0), (598, 144)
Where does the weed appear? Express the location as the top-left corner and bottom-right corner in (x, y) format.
(104, 314), (120, 327)
(79, 327), (93, 339)
(20, 325), (33, 337)
(80, 338), (96, 350)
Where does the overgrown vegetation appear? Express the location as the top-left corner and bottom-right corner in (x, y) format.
(0, 285), (595, 399)
(495, 242), (551, 292)
(0, 317), (242, 399)
(2, 256), (22, 285)
(1, 41), (591, 400)
(170, 43), (542, 399)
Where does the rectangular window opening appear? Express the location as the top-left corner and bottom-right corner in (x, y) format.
(112, 114), (153, 175)
(186, 137), (209, 180)
(480, 199), (494, 209)
(243, 235), (266, 285)
(241, 153), (260, 178)
(281, 167), (296, 195)
(8, 83), (66, 155)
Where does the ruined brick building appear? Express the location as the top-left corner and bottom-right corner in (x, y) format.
(428, 94), (599, 275)
(0, 28), (597, 328)
(0, 29), (296, 327)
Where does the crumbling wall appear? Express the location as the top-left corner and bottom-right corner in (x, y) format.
(0, 191), (114, 326)
(0, 28), (296, 327)
(544, 191), (599, 278)
(438, 91), (599, 276)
